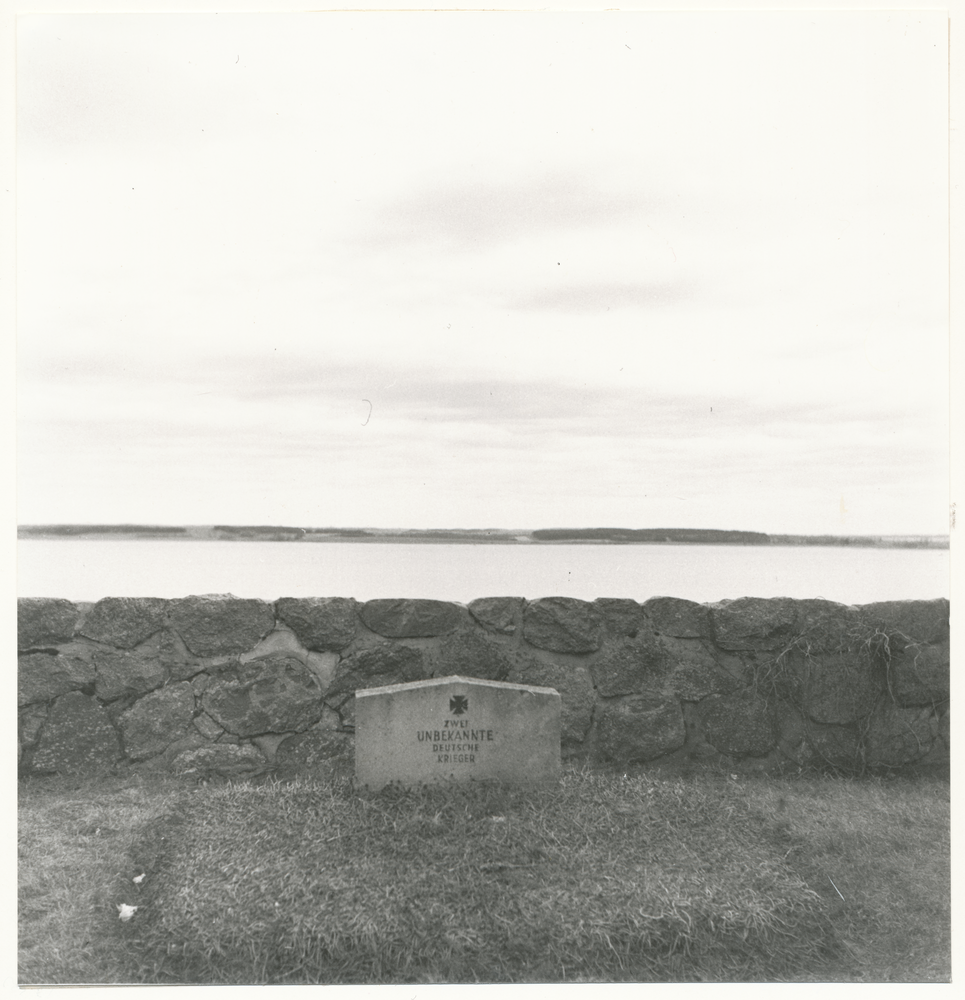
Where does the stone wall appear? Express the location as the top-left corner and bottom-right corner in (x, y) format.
(18, 594), (950, 780)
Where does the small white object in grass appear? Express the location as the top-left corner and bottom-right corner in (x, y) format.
(490, 816), (506, 823)
(730, 774), (738, 780)
(117, 904), (138, 922)
(133, 873), (146, 884)
(828, 875), (846, 901)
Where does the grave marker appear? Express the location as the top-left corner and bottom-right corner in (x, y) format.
(355, 675), (561, 790)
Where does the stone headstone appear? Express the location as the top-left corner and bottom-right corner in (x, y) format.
(355, 675), (561, 790)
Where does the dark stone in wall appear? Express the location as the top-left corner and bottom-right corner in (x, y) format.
(79, 597), (169, 649)
(118, 682), (196, 761)
(173, 743), (267, 780)
(94, 648), (167, 702)
(807, 723), (861, 771)
(193, 712), (224, 740)
(710, 597), (799, 652)
(887, 642), (949, 706)
(468, 596), (523, 634)
(858, 598), (950, 644)
(360, 598), (464, 637)
(522, 597), (604, 653)
(169, 595), (275, 656)
(589, 633), (666, 697)
(508, 656), (595, 744)
(202, 656), (325, 737)
(18, 651), (95, 707)
(275, 729), (353, 780)
(864, 703), (939, 768)
(437, 630), (513, 681)
(653, 636), (741, 700)
(782, 650), (882, 725)
(595, 696), (686, 762)
(591, 634), (737, 701)
(275, 597), (359, 650)
(30, 691), (121, 775)
(593, 598), (645, 637)
(642, 597), (712, 639)
(789, 599), (861, 652)
(19, 703), (48, 759)
(18, 598), (79, 649)
(156, 629), (199, 679)
(328, 643), (429, 698)
(700, 693), (777, 757)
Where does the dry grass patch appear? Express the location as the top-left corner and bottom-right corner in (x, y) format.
(19, 768), (949, 984)
(18, 773), (185, 984)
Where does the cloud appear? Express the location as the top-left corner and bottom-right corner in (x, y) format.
(505, 281), (695, 313)
(358, 174), (650, 252)
(21, 353), (938, 457)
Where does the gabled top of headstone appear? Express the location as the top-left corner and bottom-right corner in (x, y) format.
(355, 675), (561, 790)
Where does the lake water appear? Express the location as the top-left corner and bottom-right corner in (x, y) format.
(16, 539), (950, 606)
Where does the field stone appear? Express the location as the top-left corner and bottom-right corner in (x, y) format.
(790, 599), (861, 652)
(522, 597), (604, 654)
(118, 682), (196, 761)
(193, 712), (224, 740)
(654, 636), (740, 699)
(19, 703), (48, 751)
(30, 692), (121, 775)
(274, 729), (353, 779)
(857, 598), (950, 644)
(589, 633), (666, 697)
(593, 598), (645, 637)
(437, 630), (514, 681)
(772, 702), (811, 766)
(173, 743), (267, 779)
(169, 595), (275, 657)
(202, 656), (325, 736)
(507, 656), (595, 744)
(864, 704), (939, 768)
(807, 723), (861, 770)
(887, 642), (949, 705)
(710, 597), (799, 652)
(642, 597), (712, 639)
(595, 696), (686, 763)
(359, 598), (464, 638)
(94, 648), (167, 702)
(468, 596), (523, 634)
(700, 693), (777, 757)
(327, 643), (429, 699)
(18, 651), (96, 706)
(776, 702), (860, 770)
(18, 598), (80, 649)
(275, 597), (359, 650)
(785, 651), (881, 724)
(157, 629), (198, 679)
(78, 597), (169, 649)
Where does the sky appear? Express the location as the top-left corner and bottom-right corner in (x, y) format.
(15, 9), (951, 535)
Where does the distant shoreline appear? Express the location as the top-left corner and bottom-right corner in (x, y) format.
(16, 524), (951, 550)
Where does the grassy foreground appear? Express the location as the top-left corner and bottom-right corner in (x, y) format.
(19, 767), (950, 984)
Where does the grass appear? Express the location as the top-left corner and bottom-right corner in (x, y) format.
(18, 766), (950, 984)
